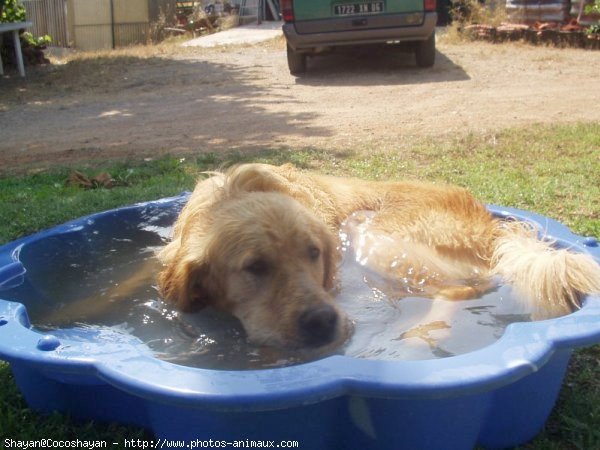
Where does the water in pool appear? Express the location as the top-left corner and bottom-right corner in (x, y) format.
(7, 210), (532, 370)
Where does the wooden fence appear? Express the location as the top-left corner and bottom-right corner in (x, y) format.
(22, 0), (70, 47)
(20, 0), (175, 50)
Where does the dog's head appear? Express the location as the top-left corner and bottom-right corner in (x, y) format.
(159, 186), (349, 350)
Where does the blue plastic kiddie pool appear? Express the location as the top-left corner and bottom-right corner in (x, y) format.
(1, 193), (599, 449)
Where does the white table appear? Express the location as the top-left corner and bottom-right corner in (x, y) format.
(0, 21), (32, 77)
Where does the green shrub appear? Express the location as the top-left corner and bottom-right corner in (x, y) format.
(21, 31), (52, 47)
(1, 0), (26, 23)
(1, 0), (52, 69)
(585, 0), (600, 35)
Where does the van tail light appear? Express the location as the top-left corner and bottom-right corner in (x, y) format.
(280, 0), (294, 22)
(424, 0), (436, 12)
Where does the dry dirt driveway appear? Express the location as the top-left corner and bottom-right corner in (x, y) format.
(1, 35), (599, 170)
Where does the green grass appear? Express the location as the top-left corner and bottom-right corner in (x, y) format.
(0, 158), (201, 243)
(0, 122), (599, 448)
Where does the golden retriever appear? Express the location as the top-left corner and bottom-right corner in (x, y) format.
(158, 163), (600, 350)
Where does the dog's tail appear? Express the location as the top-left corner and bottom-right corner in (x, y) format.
(491, 222), (600, 319)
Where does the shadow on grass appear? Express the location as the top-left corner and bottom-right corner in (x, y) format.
(0, 44), (472, 172)
(293, 47), (469, 86)
(0, 53), (333, 170)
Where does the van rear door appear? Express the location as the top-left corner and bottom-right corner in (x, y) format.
(292, 0), (426, 33)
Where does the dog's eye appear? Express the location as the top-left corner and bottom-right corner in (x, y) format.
(244, 259), (270, 276)
(308, 245), (321, 261)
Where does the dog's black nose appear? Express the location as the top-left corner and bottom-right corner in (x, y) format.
(298, 304), (339, 347)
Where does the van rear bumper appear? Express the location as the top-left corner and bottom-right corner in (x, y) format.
(283, 12), (437, 51)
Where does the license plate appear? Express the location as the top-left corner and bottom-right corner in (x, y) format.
(334, 2), (384, 16)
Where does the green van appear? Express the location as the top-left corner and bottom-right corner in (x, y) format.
(281, 0), (438, 74)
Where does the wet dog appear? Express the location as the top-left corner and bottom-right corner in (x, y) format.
(158, 163), (600, 350)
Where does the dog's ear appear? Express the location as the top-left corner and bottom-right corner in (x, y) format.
(321, 229), (340, 291)
(158, 175), (223, 312)
(158, 257), (214, 312)
(225, 164), (291, 195)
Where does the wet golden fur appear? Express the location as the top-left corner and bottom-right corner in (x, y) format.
(158, 163), (600, 349)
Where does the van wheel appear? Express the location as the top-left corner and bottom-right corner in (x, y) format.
(287, 45), (307, 75)
(415, 32), (436, 68)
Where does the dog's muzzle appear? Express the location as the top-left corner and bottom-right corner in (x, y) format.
(298, 304), (340, 347)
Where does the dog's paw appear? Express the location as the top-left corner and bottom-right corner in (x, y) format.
(434, 285), (480, 301)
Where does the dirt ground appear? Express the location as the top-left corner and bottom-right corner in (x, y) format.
(1, 34), (599, 171)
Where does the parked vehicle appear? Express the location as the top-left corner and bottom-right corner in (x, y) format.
(281, 0), (437, 74)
